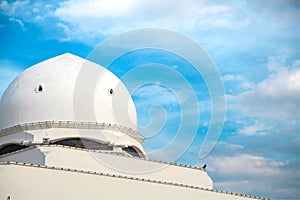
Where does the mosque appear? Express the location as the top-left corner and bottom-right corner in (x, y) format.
(0, 53), (267, 199)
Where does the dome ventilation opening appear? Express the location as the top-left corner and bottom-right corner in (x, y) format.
(109, 88), (114, 95)
(35, 84), (45, 93)
(38, 85), (43, 92)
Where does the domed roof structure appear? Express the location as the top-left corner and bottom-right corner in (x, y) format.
(0, 53), (137, 130)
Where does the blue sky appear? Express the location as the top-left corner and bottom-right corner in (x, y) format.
(0, 0), (299, 199)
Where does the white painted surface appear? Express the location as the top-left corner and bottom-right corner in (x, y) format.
(0, 163), (264, 200)
(0, 145), (212, 189)
(0, 53), (137, 130)
(0, 147), (45, 165)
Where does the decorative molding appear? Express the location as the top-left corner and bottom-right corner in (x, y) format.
(0, 144), (203, 171)
(0, 121), (144, 143)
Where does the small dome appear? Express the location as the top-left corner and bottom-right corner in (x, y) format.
(0, 53), (137, 130)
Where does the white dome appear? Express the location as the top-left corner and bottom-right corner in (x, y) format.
(0, 53), (137, 130)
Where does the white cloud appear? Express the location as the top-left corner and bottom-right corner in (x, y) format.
(133, 84), (179, 134)
(0, 0), (29, 14)
(9, 17), (26, 30)
(235, 60), (300, 119)
(203, 153), (299, 199)
(0, 0), (57, 26)
(133, 84), (179, 112)
(55, 0), (134, 19)
(209, 154), (286, 177)
(227, 144), (244, 151)
(1, 0), (298, 49)
(50, 0), (252, 43)
(248, 0), (300, 29)
(0, 0), (9, 11)
(237, 121), (270, 136)
(10, 0), (30, 14)
(223, 74), (255, 92)
(52, 0), (195, 40)
(223, 74), (244, 82)
(196, 5), (249, 29)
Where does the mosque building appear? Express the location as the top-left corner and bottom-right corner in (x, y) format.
(0, 53), (267, 200)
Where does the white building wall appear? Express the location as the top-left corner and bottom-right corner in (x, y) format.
(0, 163), (265, 200)
(0, 148), (45, 165)
(0, 146), (212, 189)
(44, 146), (212, 189)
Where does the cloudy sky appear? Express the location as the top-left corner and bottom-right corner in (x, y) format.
(0, 0), (299, 199)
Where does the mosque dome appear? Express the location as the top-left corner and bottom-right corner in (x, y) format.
(0, 53), (137, 131)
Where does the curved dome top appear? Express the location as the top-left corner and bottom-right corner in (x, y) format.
(0, 53), (137, 130)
